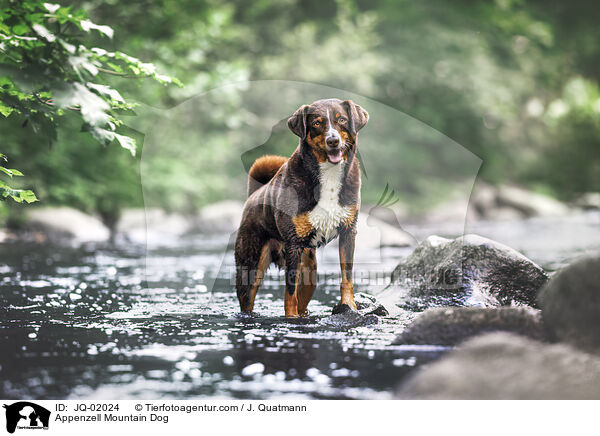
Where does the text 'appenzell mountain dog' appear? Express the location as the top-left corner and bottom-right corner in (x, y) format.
(235, 98), (369, 317)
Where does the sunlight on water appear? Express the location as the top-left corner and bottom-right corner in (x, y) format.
(0, 237), (441, 400)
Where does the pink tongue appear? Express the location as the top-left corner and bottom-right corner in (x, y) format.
(327, 150), (343, 163)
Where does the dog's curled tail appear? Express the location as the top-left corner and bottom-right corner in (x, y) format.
(247, 155), (288, 196)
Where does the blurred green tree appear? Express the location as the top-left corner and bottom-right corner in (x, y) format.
(2, 0), (600, 221)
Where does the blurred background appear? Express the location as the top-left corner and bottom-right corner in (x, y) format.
(1, 0), (600, 401)
(2, 0), (599, 231)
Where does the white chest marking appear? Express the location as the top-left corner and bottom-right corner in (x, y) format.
(308, 161), (351, 247)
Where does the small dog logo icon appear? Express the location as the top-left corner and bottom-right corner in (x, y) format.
(3, 402), (50, 434)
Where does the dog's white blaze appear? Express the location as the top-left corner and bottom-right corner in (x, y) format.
(325, 108), (341, 142)
(308, 160), (352, 247)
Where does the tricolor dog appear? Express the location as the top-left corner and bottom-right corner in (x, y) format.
(235, 98), (369, 317)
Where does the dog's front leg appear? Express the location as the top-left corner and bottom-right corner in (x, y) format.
(284, 245), (302, 317)
(335, 227), (358, 312)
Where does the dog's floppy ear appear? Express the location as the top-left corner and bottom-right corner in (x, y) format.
(288, 104), (309, 139)
(343, 100), (369, 134)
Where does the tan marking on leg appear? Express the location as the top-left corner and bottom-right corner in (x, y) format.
(244, 243), (271, 313)
(342, 204), (359, 228)
(339, 234), (357, 310)
(292, 213), (313, 238)
(284, 270), (299, 317)
(297, 248), (317, 316)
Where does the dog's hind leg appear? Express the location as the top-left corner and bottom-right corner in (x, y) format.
(235, 234), (270, 314)
(297, 248), (317, 316)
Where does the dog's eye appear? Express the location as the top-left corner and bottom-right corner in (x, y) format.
(312, 121), (321, 127)
(338, 117), (347, 124)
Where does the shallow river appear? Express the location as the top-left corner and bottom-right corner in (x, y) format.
(1, 212), (598, 399)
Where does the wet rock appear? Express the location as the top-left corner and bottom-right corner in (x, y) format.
(496, 185), (569, 217)
(468, 182), (570, 221)
(191, 200), (244, 234)
(321, 293), (387, 328)
(356, 213), (416, 249)
(574, 192), (600, 210)
(354, 292), (389, 317)
(25, 207), (110, 243)
(394, 307), (545, 346)
(375, 234), (548, 311)
(117, 208), (192, 243)
(320, 309), (379, 328)
(470, 182), (526, 221)
(469, 182), (497, 217)
(538, 256), (600, 352)
(397, 333), (600, 399)
(117, 201), (244, 242)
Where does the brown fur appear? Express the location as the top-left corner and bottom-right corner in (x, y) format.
(296, 248), (317, 316)
(342, 204), (359, 228)
(292, 213), (313, 238)
(247, 155), (288, 196)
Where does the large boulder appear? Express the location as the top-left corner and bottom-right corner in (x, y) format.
(25, 207), (110, 243)
(375, 234), (548, 311)
(394, 307), (545, 346)
(574, 192), (600, 210)
(496, 185), (569, 217)
(397, 332), (600, 399)
(538, 256), (600, 352)
(469, 182), (526, 221)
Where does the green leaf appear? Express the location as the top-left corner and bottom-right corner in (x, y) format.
(43, 3), (61, 13)
(88, 127), (136, 156)
(11, 24), (29, 35)
(0, 180), (37, 203)
(32, 23), (56, 42)
(0, 166), (22, 177)
(69, 55), (100, 76)
(0, 102), (14, 117)
(80, 20), (114, 38)
(113, 133), (136, 156)
(87, 83), (124, 102)
(20, 190), (38, 203)
(53, 82), (109, 127)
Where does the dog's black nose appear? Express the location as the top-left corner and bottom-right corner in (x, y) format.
(326, 137), (340, 147)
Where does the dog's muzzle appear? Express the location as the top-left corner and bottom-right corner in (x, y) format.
(325, 133), (343, 163)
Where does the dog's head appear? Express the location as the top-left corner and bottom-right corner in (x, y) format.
(288, 98), (369, 164)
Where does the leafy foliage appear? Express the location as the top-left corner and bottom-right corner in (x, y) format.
(2, 0), (600, 219)
(0, 0), (179, 203)
(0, 153), (37, 203)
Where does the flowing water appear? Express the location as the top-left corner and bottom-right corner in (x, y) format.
(1, 211), (598, 400)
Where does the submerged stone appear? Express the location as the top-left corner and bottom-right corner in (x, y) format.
(394, 306), (545, 346)
(397, 332), (600, 399)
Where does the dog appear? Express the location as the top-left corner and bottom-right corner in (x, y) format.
(235, 98), (369, 317)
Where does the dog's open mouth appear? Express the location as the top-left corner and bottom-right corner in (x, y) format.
(326, 148), (343, 164)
